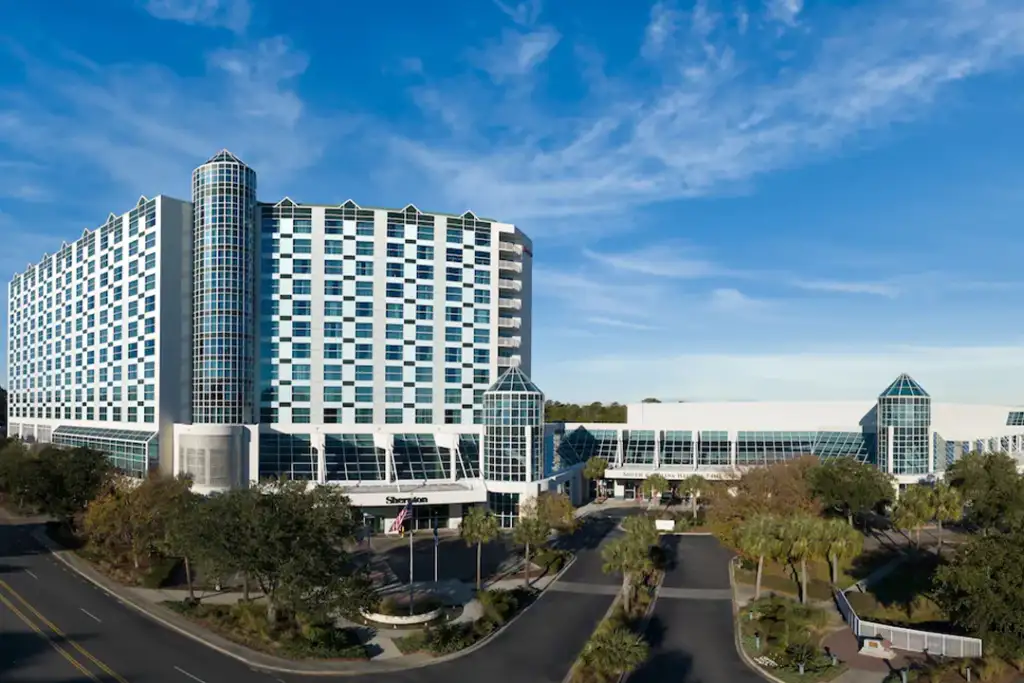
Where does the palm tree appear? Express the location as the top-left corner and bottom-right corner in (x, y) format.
(929, 482), (963, 550)
(737, 514), (780, 600)
(641, 474), (670, 505)
(460, 506), (500, 591)
(892, 485), (934, 547)
(822, 518), (863, 586)
(780, 515), (823, 604)
(580, 624), (650, 681)
(513, 514), (550, 586)
(583, 456), (609, 499)
(602, 516), (658, 613)
(679, 475), (706, 519)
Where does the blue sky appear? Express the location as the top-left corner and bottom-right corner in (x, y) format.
(3, 0), (1024, 404)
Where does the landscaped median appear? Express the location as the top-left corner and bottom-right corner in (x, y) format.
(566, 515), (665, 683)
(392, 586), (538, 656)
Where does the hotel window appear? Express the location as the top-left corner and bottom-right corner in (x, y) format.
(355, 387), (373, 403)
(387, 223), (405, 238)
(386, 263), (403, 278)
(355, 322), (373, 338)
(355, 261), (373, 276)
(356, 241), (374, 256)
(417, 225), (434, 241)
(356, 281), (373, 297)
(385, 408), (403, 424)
(355, 365), (373, 381)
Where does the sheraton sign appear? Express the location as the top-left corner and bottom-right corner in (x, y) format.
(385, 496), (428, 505)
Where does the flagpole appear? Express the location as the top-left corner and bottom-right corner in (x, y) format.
(408, 523), (415, 615)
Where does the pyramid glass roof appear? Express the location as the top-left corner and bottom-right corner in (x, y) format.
(486, 365), (542, 394)
(204, 149), (247, 165)
(878, 373), (929, 399)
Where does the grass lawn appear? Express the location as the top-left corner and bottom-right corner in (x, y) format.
(845, 552), (956, 632)
(735, 542), (910, 601)
(738, 596), (847, 683)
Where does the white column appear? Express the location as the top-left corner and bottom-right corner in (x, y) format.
(450, 437), (458, 482)
(525, 427), (533, 482)
(653, 430), (661, 469)
(729, 431), (737, 468)
(887, 426), (895, 474)
(383, 432), (395, 482)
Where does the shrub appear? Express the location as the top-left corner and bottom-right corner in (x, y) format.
(375, 594), (442, 616)
(533, 547), (570, 573)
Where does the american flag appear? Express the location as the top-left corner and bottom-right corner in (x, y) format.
(389, 501), (412, 533)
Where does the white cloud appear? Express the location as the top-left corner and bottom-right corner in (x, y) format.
(541, 344), (1024, 403)
(143, 0), (251, 34)
(586, 316), (661, 331)
(765, 0), (804, 27)
(792, 279), (900, 297)
(494, 0), (544, 27)
(642, 2), (684, 59)
(535, 268), (665, 321)
(470, 27), (561, 83)
(391, 0), (1024, 224)
(583, 244), (725, 279)
(0, 36), (337, 202)
(708, 287), (765, 313)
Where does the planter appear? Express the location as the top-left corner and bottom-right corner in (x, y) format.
(359, 607), (443, 626)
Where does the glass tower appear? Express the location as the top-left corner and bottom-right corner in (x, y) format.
(482, 366), (544, 482)
(191, 150), (258, 424)
(876, 373), (931, 476)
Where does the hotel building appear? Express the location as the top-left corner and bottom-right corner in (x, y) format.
(6, 150), (584, 531)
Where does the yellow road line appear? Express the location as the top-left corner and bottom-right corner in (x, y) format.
(0, 588), (98, 681)
(0, 578), (130, 683)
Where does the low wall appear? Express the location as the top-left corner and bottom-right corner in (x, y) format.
(834, 590), (982, 658)
(360, 607), (443, 626)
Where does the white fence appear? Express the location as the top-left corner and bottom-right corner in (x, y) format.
(834, 590), (983, 658)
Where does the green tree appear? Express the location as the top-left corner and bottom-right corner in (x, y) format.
(821, 518), (863, 586)
(0, 440), (45, 509)
(928, 482), (963, 549)
(737, 514), (781, 600)
(161, 489), (200, 601)
(678, 475), (706, 519)
(83, 474), (194, 571)
(579, 624), (650, 681)
(513, 506), (550, 587)
(946, 452), (1024, 532)
(934, 530), (1024, 655)
(544, 401), (627, 423)
(535, 491), (577, 532)
(892, 485), (934, 547)
(191, 481), (371, 626)
(779, 515), (824, 604)
(640, 474), (670, 502)
(34, 446), (113, 524)
(460, 506), (500, 591)
(583, 456), (609, 498)
(809, 458), (894, 526)
(602, 516), (658, 614)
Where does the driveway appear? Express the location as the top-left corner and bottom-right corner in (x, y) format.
(629, 535), (761, 683)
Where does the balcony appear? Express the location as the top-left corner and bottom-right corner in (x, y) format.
(498, 259), (522, 273)
(498, 298), (522, 310)
(497, 355), (522, 367)
(499, 241), (523, 256)
(497, 336), (521, 348)
(498, 278), (522, 292)
(498, 316), (521, 329)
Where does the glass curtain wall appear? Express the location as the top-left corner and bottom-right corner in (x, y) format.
(191, 150), (258, 424)
(482, 366), (544, 482)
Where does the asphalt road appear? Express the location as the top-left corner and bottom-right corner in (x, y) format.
(628, 535), (762, 683)
(0, 511), (625, 683)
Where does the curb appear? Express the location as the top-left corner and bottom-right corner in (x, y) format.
(34, 526), (580, 677)
(620, 572), (665, 683)
(561, 574), (626, 683)
(729, 557), (790, 683)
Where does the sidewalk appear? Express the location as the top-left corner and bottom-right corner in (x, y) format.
(32, 525), (564, 673)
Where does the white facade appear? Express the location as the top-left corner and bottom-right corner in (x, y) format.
(257, 200), (531, 429)
(5, 150), (566, 529)
(560, 382), (1024, 493)
(6, 196), (192, 474)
